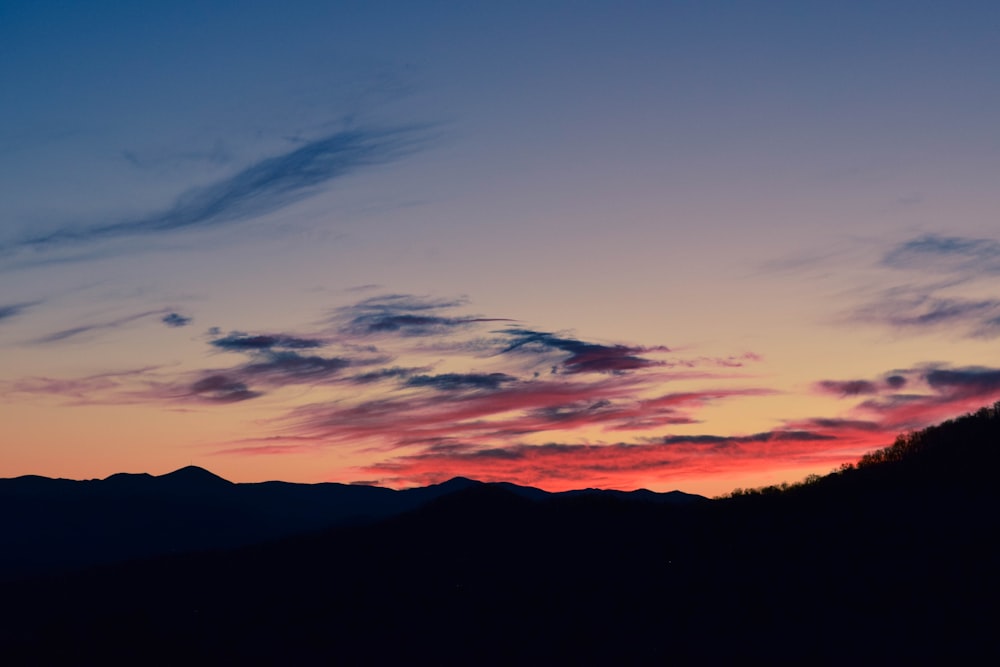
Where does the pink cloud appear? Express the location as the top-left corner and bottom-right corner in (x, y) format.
(352, 425), (883, 493)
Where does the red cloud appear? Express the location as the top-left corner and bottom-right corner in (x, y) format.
(353, 423), (887, 495)
(266, 381), (772, 452)
(817, 365), (1000, 432)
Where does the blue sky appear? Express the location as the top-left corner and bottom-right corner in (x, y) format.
(3, 2), (1000, 494)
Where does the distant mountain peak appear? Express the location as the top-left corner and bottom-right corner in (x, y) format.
(436, 476), (481, 489)
(157, 465), (232, 486)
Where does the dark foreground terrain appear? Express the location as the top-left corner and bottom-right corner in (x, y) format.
(2, 404), (999, 664)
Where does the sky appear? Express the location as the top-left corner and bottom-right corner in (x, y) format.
(3, 1), (1000, 496)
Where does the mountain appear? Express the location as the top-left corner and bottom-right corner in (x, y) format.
(1, 404), (998, 662)
(155, 465), (233, 490)
(0, 466), (703, 582)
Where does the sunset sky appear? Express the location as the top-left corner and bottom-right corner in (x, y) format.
(3, 1), (1000, 496)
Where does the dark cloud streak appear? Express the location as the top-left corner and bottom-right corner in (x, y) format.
(816, 380), (879, 396)
(498, 328), (667, 374)
(189, 375), (261, 403)
(32, 309), (170, 344)
(882, 234), (1000, 275)
(161, 313), (192, 328)
(404, 372), (518, 392)
(924, 367), (1000, 395)
(0, 301), (40, 323)
(211, 332), (326, 351)
(239, 351), (353, 384)
(350, 366), (427, 384)
(849, 289), (1000, 338)
(658, 430), (836, 445)
(2, 126), (429, 257)
(334, 294), (510, 337)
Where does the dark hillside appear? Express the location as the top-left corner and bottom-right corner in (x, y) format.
(2, 404), (999, 663)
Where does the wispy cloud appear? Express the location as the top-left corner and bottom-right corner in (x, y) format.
(263, 382), (772, 457)
(841, 233), (1000, 338)
(162, 334), (383, 401)
(333, 294), (510, 337)
(278, 375), (652, 447)
(817, 364), (1000, 430)
(849, 288), (1000, 338)
(236, 351), (357, 385)
(882, 234), (1000, 275)
(0, 300), (40, 324)
(210, 332), (327, 351)
(787, 417), (884, 432)
(497, 328), (670, 374)
(657, 430), (835, 445)
(353, 425), (874, 492)
(188, 374), (262, 403)
(32, 309), (173, 344)
(816, 379), (883, 396)
(4, 367), (163, 405)
(404, 372), (518, 392)
(350, 366), (428, 384)
(1, 126), (429, 259)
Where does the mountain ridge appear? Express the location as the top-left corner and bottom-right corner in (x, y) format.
(3, 466), (700, 497)
(0, 466), (703, 582)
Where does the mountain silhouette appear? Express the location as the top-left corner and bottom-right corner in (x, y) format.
(2, 404), (999, 663)
(155, 465), (233, 490)
(0, 466), (702, 582)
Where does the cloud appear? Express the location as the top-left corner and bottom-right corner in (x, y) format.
(193, 330), (363, 390)
(882, 234), (1000, 275)
(152, 327), (393, 401)
(32, 309), (170, 344)
(350, 366), (428, 384)
(885, 375), (907, 389)
(790, 418), (883, 432)
(497, 328), (669, 374)
(210, 436), (329, 457)
(211, 332), (326, 351)
(819, 364), (1000, 431)
(2, 126), (428, 258)
(404, 372), (518, 392)
(657, 430), (835, 445)
(0, 301), (39, 324)
(924, 367), (1000, 395)
(353, 425), (875, 492)
(238, 351), (355, 384)
(850, 291), (1000, 337)
(159, 348), (378, 403)
(842, 233), (1000, 338)
(510, 394), (702, 434)
(189, 374), (261, 403)
(278, 376), (650, 447)
(334, 294), (510, 337)
(358, 314), (481, 334)
(260, 383), (769, 455)
(815, 379), (880, 396)
(3, 366), (163, 405)
(161, 312), (192, 327)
